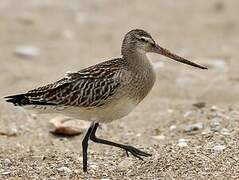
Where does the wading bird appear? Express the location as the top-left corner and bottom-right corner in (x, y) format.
(5, 29), (207, 172)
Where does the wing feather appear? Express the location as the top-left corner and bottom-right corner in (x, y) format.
(5, 58), (125, 108)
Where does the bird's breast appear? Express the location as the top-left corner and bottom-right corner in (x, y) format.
(128, 62), (156, 104)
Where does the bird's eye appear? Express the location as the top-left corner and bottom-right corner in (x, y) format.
(140, 37), (148, 42)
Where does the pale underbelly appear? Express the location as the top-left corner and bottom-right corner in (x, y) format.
(24, 97), (138, 123)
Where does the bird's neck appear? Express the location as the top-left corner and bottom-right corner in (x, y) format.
(122, 49), (150, 69)
(122, 49), (156, 102)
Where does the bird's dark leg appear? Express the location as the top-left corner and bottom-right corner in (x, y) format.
(82, 121), (95, 172)
(89, 122), (152, 160)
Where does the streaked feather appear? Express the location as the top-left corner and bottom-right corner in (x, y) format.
(5, 58), (126, 108)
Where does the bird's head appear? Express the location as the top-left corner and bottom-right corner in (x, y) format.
(122, 29), (207, 69)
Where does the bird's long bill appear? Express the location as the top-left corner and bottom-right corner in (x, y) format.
(154, 44), (207, 69)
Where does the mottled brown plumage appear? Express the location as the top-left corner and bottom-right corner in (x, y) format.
(25, 58), (125, 108)
(5, 29), (207, 172)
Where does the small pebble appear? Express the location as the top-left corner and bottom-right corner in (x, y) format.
(220, 128), (231, 136)
(0, 129), (17, 137)
(49, 116), (90, 136)
(210, 118), (221, 132)
(9, 128), (18, 135)
(169, 125), (177, 131)
(184, 111), (192, 118)
(2, 171), (11, 175)
(184, 122), (203, 133)
(136, 133), (141, 137)
(4, 159), (11, 165)
(73, 169), (81, 174)
(152, 135), (166, 140)
(212, 144), (226, 151)
(177, 139), (188, 147)
(202, 128), (212, 135)
(210, 106), (218, 111)
(193, 102), (206, 109)
(91, 164), (99, 169)
(178, 138), (187, 143)
(57, 166), (72, 173)
(15, 45), (40, 58)
(211, 117), (222, 124)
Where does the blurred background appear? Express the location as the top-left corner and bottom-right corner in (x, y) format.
(0, 0), (239, 179)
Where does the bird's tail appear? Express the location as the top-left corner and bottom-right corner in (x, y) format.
(4, 94), (30, 106)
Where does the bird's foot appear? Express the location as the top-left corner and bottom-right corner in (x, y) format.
(123, 145), (152, 160)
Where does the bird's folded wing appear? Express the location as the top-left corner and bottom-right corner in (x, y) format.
(5, 58), (124, 108)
